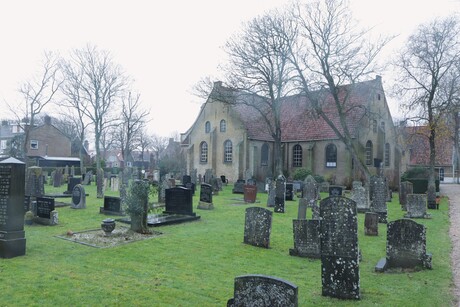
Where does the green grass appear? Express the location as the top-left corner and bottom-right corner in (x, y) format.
(0, 183), (454, 306)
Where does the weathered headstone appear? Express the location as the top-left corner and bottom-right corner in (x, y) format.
(399, 181), (413, 211)
(370, 175), (387, 223)
(53, 168), (63, 187)
(110, 177), (119, 192)
(70, 165), (75, 177)
(0, 158), (26, 258)
(82, 170), (93, 185)
(35, 197), (58, 226)
(243, 207), (272, 248)
(274, 175), (286, 213)
(364, 212), (379, 236)
(292, 180), (302, 194)
(100, 196), (124, 215)
(158, 178), (170, 203)
(289, 219), (321, 259)
(204, 169), (213, 184)
(320, 196), (360, 300)
(328, 185), (343, 196)
(351, 181), (370, 213)
(25, 166), (44, 198)
(243, 184), (257, 203)
(71, 184), (86, 209)
(375, 219), (432, 272)
(190, 169), (197, 185)
(303, 175), (319, 203)
(266, 178), (276, 208)
(66, 177), (81, 195)
(227, 275), (298, 307)
(285, 183), (294, 201)
(319, 181), (330, 193)
(164, 186), (195, 216)
(197, 183), (213, 210)
(210, 177), (220, 195)
(404, 194), (430, 219)
(297, 198), (308, 220)
(232, 179), (245, 194)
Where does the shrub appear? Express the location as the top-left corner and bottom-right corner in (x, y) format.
(292, 168), (312, 181)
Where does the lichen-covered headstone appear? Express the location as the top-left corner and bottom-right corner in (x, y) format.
(404, 194), (430, 218)
(351, 181), (370, 213)
(375, 219), (432, 272)
(364, 212), (379, 236)
(197, 183), (213, 210)
(71, 184), (86, 209)
(227, 275), (298, 307)
(25, 166), (44, 197)
(243, 207), (272, 248)
(274, 175), (286, 213)
(320, 196), (360, 300)
(370, 175), (387, 223)
(266, 179), (276, 208)
(289, 219), (320, 259)
(399, 181), (413, 211)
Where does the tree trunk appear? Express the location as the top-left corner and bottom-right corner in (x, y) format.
(427, 127), (437, 206)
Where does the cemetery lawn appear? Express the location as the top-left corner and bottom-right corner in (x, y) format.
(1, 184), (454, 306)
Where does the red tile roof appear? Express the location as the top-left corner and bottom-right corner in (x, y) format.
(223, 78), (379, 142)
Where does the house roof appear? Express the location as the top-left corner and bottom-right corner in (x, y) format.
(216, 77), (380, 142)
(403, 125), (453, 166)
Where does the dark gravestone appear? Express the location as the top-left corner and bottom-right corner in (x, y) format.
(243, 184), (257, 203)
(274, 175), (286, 213)
(53, 169), (63, 187)
(370, 176), (387, 223)
(100, 196), (123, 215)
(289, 219), (321, 259)
(66, 177), (81, 195)
(285, 183), (294, 201)
(320, 196), (360, 300)
(297, 198), (308, 220)
(71, 184), (86, 209)
(24, 195), (31, 212)
(198, 183), (213, 210)
(220, 175), (228, 185)
(227, 275), (298, 307)
(232, 179), (245, 194)
(364, 212), (379, 236)
(375, 219), (432, 272)
(26, 166), (44, 198)
(0, 158), (26, 258)
(266, 179), (276, 208)
(36, 197), (55, 219)
(184, 182), (196, 195)
(328, 185), (343, 196)
(165, 187), (195, 216)
(244, 207), (272, 248)
(182, 175), (191, 185)
(399, 181), (413, 211)
(404, 194), (430, 219)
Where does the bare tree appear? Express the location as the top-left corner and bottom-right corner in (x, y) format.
(394, 16), (460, 205)
(222, 11), (296, 175)
(286, 0), (391, 180)
(61, 44), (127, 197)
(9, 52), (61, 161)
(137, 128), (154, 168)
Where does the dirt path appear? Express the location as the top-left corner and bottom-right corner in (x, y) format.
(440, 184), (460, 306)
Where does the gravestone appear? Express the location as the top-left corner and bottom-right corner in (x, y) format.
(82, 171), (93, 185)
(292, 180), (302, 193)
(370, 175), (387, 223)
(399, 181), (413, 211)
(25, 166), (44, 198)
(243, 184), (257, 203)
(190, 169), (197, 185)
(266, 179), (276, 208)
(232, 179), (245, 194)
(66, 177), (81, 195)
(71, 184), (86, 209)
(404, 194), (430, 219)
(320, 196), (360, 300)
(0, 158), (26, 258)
(35, 197), (58, 226)
(364, 212), (379, 236)
(289, 219), (321, 259)
(53, 168), (63, 187)
(110, 177), (119, 192)
(100, 196), (124, 215)
(184, 182), (196, 195)
(243, 207), (272, 248)
(24, 195), (31, 212)
(158, 178), (170, 203)
(204, 169), (213, 184)
(210, 177), (220, 195)
(319, 181), (330, 193)
(70, 165), (75, 177)
(351, 181), (370, 213)
(274, 175), (286, 213)
(328, 185), (343, 196)
(297, 198), (308, 220)
(227, 275), (298, 307)
(220, 175), (228, 185)
(244, 169), (252, 182)
(182, 175), (191, 186)
(303, 175), (319, 203)
(285, 183), (294, 201)
(375, 219), (432, 272)
(164, 186), (195, 216)
(197, 183), (213, 210)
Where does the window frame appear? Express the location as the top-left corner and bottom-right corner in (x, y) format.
(224, 140), (232, 163)
(325, 143), (337, 168)
(261, 143), (269, 166)
(30, 140), (39, 150)
(220, 119), (226, 132)
(205, 121), (211, 133)
(365, 141), (373, 166)
(200, 141), (208, 163)
(292, 144), (302, 167)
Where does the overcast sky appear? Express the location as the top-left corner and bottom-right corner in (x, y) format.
(0, 0), (459, 140)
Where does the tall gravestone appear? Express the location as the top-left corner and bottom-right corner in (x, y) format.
(227, 275), (298, 307)
(244, 207), (272, 248)
(320, 196), (360, 300)
(399, 181), (413, 211)
(274, 175), (286, 213)
(0, 158), (26, 258)
(164, 186), (195, 216)
(351, 181), (370, 213)
(266, 178), (276, 208)
(197, 183), (213, 210)
(297, 198), (308, 220)
(375, 219), (432, 272)
(404, 194), (430, 219)
(302, 175), (320, 219)
(25, 166), (44, 198)
(285, 183), (294, 201)
(370, 175), (387, 223)
(53, 168), (63, 187)
(364, 212), (379, 236)
(190, 169), (197, 185)
(289, 219), (321, 259)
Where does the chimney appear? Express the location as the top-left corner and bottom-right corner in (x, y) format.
(213, 81), (223, 89)
(44, 115), (51, 125)
(375, 75), (382, 82)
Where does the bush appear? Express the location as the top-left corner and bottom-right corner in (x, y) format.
(292, 168), (312, 181)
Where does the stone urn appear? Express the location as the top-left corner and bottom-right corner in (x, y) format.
(101, 218), (116, 236)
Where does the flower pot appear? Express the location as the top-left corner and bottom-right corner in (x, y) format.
(101, 218), (116, 236)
